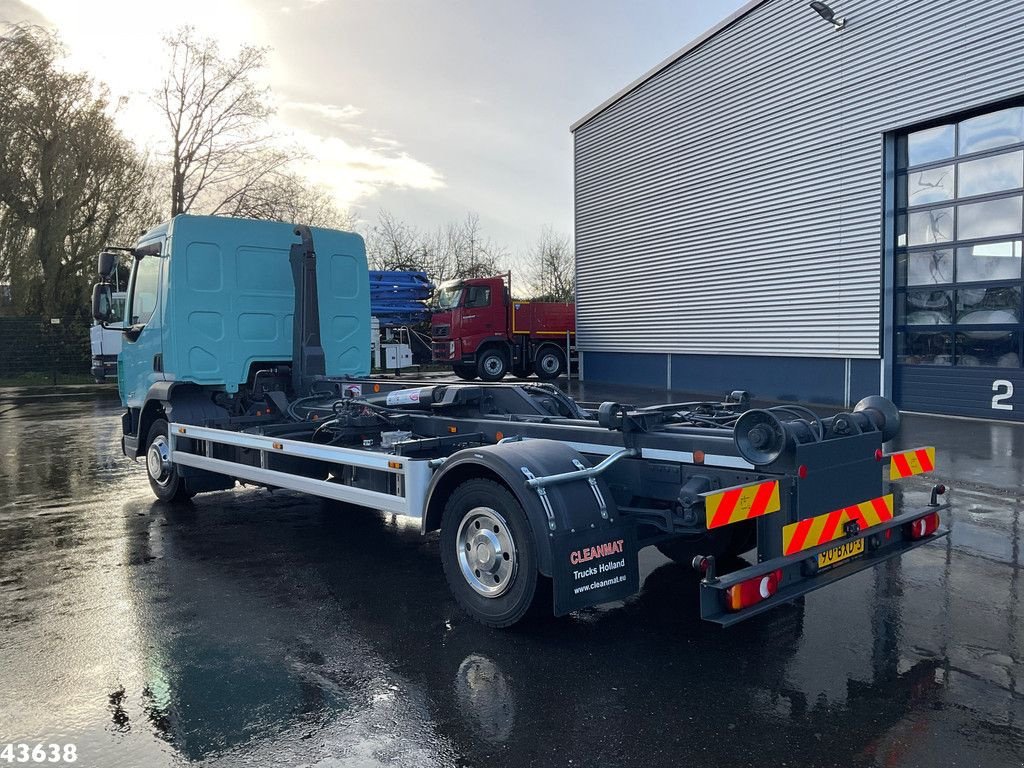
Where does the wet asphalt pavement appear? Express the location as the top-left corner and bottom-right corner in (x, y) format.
(1, 388), (1023, 767)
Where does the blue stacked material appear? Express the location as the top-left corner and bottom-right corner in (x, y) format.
(369, 270), (435, 327)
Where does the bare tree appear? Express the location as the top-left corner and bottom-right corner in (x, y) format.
(364, 210), (422, 271)
(157, 26), (290, 217)
(220, 166), (355, 229)
(517, 226), (574, 302)
(0, 25), (158, 316)
(361, 209), (508, 287)
(419, 213), (503, 286)
(446, 213), (503, 281)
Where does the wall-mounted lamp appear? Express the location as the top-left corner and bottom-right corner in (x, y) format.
(809, 1), (846, 30)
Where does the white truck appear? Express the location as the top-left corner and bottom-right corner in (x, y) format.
(89, 291), (125, 381)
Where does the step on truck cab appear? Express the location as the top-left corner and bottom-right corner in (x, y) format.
(92, 216), (950, 628)
(431, 274), (574, 381)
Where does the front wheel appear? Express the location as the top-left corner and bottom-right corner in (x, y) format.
(440, 479), (549, 627)
(476, 348), (509, 381)
(145, 418), (194, 502)
(534, 347), (566, 380)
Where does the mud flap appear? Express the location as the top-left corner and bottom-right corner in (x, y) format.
(552, 522), (640, 616)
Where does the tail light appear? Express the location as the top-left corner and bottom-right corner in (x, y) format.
(907, 512), (940, 539)
(726, 569), (783, 612)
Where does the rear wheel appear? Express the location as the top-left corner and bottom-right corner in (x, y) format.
(656, 521), (757, 563)
(452, 363), (477, 380)
(534, 346), (566, 380)
(145, 418), (194, 502)
(477, 348), (509, 381)
(440, 479), (549, 627)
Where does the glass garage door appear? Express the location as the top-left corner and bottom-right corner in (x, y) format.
(894, 105), (1024, 419)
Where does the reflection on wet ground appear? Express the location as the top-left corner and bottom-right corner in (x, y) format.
(0, 394), (1022, 767)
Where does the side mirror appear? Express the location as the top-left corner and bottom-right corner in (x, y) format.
(97, 251), (118, 279)
(92, 283), (114, 323)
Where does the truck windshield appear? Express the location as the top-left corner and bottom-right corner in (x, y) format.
(435, 283), (463, 310)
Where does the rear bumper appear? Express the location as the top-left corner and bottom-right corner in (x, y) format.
(699, 502), (950, 625)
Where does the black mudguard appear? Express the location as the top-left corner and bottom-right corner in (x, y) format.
(425, 439), (640, 614)
(142, 383), (234, 491)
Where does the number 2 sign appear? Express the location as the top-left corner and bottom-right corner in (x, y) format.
(992, 379), (1014, 411)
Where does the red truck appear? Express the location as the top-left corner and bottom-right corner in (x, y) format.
(431, 274), (574, 381)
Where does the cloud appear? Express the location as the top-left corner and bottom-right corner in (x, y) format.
(0, 0), (48, 24)
(280, 100), (365, 126)
(279, 124), (445, 210)
(273, 101), (444, 208)
(19, 0), (445, 214)
(19, 0), (263, 95)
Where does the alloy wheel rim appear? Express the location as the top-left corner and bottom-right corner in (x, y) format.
(147, 435), (173, 487)
(456, 507), (517, 597)
(540, 354), (559, 373)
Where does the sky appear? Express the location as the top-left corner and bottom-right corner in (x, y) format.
(0, 0), (746, 255)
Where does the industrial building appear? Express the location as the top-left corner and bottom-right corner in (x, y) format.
(572, 0), (1024, 421)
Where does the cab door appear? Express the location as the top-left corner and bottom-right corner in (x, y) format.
(119, 240), (166, 408)
(462, 280), (506, 351)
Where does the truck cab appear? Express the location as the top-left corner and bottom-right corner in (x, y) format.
(98, 214), (371, 460)
(431, 276), (508, 376)
(431, 275), (574, 381)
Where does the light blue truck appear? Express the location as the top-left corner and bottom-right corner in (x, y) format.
(91, 215), (949, 628)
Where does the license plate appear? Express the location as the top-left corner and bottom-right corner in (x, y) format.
(817, 538), (864, 569)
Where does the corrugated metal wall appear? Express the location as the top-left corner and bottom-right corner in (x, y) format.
(573, 0), (1024, 358)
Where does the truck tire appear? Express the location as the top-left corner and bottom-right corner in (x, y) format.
(145, 418), (195, 503)
(534, 346), (566, 380)
(452, 364), (477, 380)
(477, 348), (509, 381)
(440, 479), (550, 627)
(656, 521), (757, 564)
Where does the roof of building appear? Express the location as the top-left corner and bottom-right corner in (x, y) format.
(570, 0), (768, 133)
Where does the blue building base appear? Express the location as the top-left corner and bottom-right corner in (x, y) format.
(580, 351), (881, 408)
(896, 364), (1024, 421)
